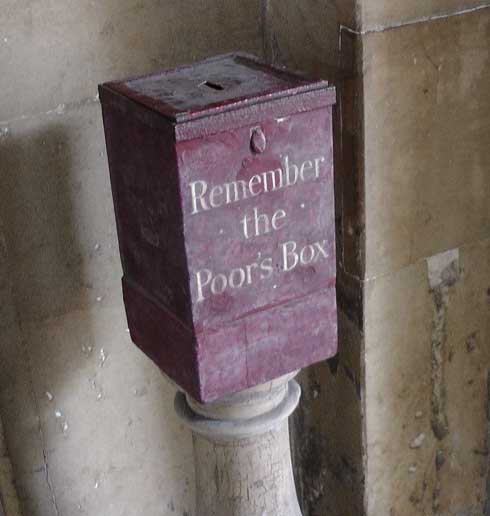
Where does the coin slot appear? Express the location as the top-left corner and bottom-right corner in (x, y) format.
(199, 80), (224, 91)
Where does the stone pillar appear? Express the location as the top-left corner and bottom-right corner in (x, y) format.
(175, 372), (302, 516)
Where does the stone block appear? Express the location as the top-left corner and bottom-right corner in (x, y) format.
(364, 238), (490, 515)
(364, 261), (435, 515)
(363, 10), (490, 277)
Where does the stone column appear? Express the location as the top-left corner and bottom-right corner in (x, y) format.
(175, 372), (302, 516)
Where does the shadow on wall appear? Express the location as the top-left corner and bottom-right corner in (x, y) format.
(0, 108), (194, 515)
(0, 123), (89, 323)
(0, 121), (94, 512)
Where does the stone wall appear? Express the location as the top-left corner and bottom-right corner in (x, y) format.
(361, 5), (490, 515)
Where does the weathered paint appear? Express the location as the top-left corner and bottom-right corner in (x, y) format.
(99, 53), (337, 402)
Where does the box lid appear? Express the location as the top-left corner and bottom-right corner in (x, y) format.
(100, 53), (335, 124)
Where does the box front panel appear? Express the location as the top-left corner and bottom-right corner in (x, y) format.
(179, 108), (335, 325)
(177, 107), (337, 397)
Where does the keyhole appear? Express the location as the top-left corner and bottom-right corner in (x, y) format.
(199, 80), (224, 91)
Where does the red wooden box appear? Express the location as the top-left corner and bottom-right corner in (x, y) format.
(99, 53), (337, 402)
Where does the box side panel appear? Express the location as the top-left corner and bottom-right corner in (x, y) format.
(123, 279), (199, 398)
(100, 89), (198, 392)
(100, 89), (191, 324)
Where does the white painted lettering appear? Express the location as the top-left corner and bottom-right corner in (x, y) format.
(282, 241), (299, 272)
(224, 180), (248, 204)
(300, 244), (316, 265)
(190, 180), (209, 215)
(314, 240), (328, 259)
(245, 262), (259, 284)
(188, 152), (331, 302)
(314, 157), (325, 178)
(188, 155), (326, 216)
(240, 212), (252, 239)
(195, 269), (212, 302)
(260, 257), (273, 279)
(211, 274), (227, 295)
(261, 169), (283, 192)
(284, 156), (298, 187)
(300, 160), (313, 181)
(193, 239), (329, 302)
(248, 174), (262, 196)
(271, 209), (287, 231)
(230, 268), (246, 289)
(253, 207), (270, 236)
(209, 184), (224, 208)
